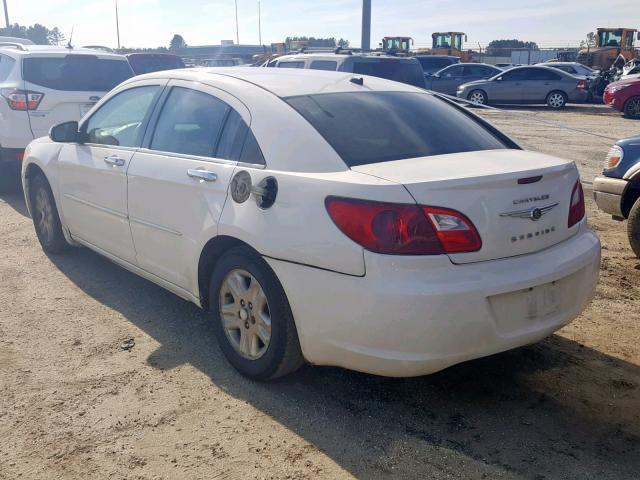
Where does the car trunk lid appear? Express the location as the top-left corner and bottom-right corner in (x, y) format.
(351, 149), (580, 264)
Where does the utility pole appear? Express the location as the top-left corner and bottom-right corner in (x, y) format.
(235, 0), (239, 45)
(115, 0), (121, 50)
(258, 1), (262, 45)
(361, 0), (371, 51)
(3, 0), (9, 29)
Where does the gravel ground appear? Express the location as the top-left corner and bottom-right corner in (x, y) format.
(0, 104), (639, 480)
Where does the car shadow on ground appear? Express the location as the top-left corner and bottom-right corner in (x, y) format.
(0, 190), (29, 218)
(43, 241), (640, 479)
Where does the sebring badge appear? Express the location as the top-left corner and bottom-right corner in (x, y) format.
(500, 203), (559, 221)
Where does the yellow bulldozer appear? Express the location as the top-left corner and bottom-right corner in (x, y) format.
(576, 28), (638, 69)
(381, 36), (414, 55)
(415, 32), (472, 62)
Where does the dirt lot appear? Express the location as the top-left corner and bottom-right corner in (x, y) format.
(0, 105), (639, 480)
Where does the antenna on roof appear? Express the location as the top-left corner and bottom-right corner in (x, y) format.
(66, 26), (74, 49)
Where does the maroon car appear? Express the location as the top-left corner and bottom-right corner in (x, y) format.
(126, 53), (185, 75)
(603, 77), (640, 119)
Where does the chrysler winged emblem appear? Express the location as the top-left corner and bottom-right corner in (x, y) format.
(500, 203), (559, 221)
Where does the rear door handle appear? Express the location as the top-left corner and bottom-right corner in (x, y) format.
(104, 155), (125, 167)
(187, 168), (218, 182)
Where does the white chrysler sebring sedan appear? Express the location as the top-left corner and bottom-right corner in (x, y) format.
(21, 68), (600, 380)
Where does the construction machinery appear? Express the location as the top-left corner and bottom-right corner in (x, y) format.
(577, 28), (638, 70)
(381, 36), (413, 55)
(416, 32), (472, 62)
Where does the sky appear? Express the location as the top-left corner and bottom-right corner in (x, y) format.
(4, 0), (640, 50)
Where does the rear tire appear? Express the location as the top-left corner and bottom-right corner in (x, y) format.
(623, 96), (640, 119)
(29, 173), (70, 254)
(627, 197), (640, 258)
(467, 89), (487, 106)
(546, 91), (567, 109)
(209, 246), (304, 380)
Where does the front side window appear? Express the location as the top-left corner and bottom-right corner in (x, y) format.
(310, 60), (338, 71)
(285, 92), (509, 167)
(500, 69), (527, 81)
(151, 87), (230, 157)
(85, 85), (159, 147)
(23, 55), (133, 91)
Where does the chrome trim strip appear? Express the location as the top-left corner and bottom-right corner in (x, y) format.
(63, 193), (128, 220)
(129, 216), (182, 236)
(500, 202), (559, 220)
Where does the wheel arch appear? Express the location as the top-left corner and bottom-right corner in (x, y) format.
(468, 88), (488, 101)
(621, 178), (640, 218)
(197, 235), (262, 310)
(23, 162), (50, 216)
(623, 95), (640, 117)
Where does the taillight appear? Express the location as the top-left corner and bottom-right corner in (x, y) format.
(1, 88), (44, 111)
(577, 80), (586, 90)
(325, 197), (481, 255)
(604, 144), (623, 170)
(568, 180), (585, 228)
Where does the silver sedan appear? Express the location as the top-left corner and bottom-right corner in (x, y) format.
(457, 66), (590, 109)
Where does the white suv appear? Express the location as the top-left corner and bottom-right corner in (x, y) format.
(0, 43), (133, 190)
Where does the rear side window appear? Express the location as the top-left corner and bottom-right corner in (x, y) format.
(0, 54), (15, 82)
(285, 92), (508, 167)
(278, 61), (305, 69)
(23, 55), (133, 91)
(310, 60), (337, 71)
(216, 110), (265, 165)
(85, 85), (159, 147)
(151, 87), (229, 157)
(352, 59), (425, 88)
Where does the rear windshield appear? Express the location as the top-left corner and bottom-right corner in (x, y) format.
(128, 55), (184, 74)
(285, 92), (509, 166)
(352, 59), (426, 88)
(23, 55), (133, 92)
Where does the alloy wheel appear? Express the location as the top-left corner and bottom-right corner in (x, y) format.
(219, 269), (272, 360)
(548, 93), (565, 108)
(469, 91), (485, 105)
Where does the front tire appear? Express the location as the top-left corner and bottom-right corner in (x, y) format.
(209, 246), (304, 380)
(546, 91), (567, 109)
(29, 173), (70, 254)
(623, 96), (640, 119)
(627, 197), (640, 258)
(467, 89), (487, 106)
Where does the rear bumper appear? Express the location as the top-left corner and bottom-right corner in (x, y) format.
(267, 225), (600, 377)
(0, 147), (25, 164)
(593, 175), (627, 217)
(569, 90), (590, 103)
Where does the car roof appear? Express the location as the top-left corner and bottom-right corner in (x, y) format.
(0, 44), (126, 59)
(133, 67), (425, 98)
(275, 53), (418, 62)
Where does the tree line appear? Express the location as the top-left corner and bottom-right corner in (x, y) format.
(0, 23), (66, 45)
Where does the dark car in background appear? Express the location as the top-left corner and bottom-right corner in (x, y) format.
(415, 55), (460, 75)
(593, 137), (640, 256)
(603, 77), (640, 119)
(425, 63), (502, 95)
(456, 66), (589, 109)
(269, 53), (426, 88)
(538, 62), (597, 78)
(126, 53), (185, 75)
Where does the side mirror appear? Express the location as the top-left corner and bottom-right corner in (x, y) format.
(49, 121), (79, 143)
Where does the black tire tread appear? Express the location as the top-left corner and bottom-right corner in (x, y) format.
(623, 96), (640, 119)
(30, 173), (70, 254)
(627, 197), (640, 258)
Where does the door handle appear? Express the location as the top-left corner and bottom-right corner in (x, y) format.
(104, 155), (125, 167)
(187, 168), (218, 182)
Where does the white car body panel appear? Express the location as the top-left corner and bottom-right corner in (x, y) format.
(22, 68), (601, 377)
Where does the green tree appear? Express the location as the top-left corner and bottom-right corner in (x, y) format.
(26, 23), (50, 44)
(337, 38), (350, 48)
(169, 34), (186, 51)
(47, 27), (66, 46)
